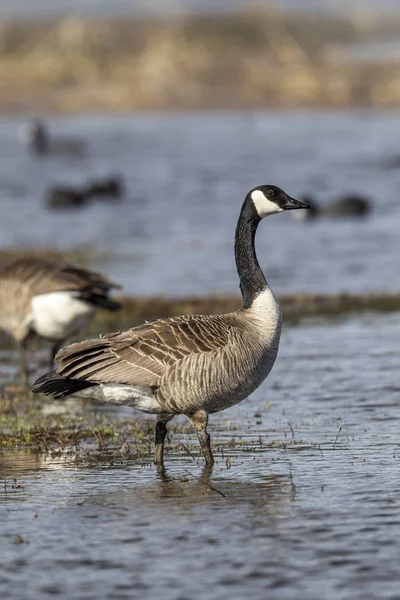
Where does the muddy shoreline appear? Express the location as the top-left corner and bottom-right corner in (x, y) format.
(90, 291), (400, 334)
(0, 290), (398, 350)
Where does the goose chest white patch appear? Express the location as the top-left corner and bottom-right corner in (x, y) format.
(251, 189), (283, 218)
(249, 288), (282, 345)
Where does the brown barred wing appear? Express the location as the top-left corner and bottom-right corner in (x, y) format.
(54, 315), (233, 387)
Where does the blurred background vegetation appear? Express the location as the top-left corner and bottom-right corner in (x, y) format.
(2, 4), (400, 112)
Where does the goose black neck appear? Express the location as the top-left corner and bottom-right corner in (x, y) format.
(234, 198), (267, 308)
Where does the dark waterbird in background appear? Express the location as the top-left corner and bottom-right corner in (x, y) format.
(46, 185), (88, 210)
(33, 185), (311, 466)
(0, 258), (121, 382)
(46, 175), (125, 210)
(19, 118), (86, 157)
(85, 175), (124, 199)
(293, 194), (371, 221)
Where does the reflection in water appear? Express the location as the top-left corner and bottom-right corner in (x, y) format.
(0, 451), (78, 478)
(112, 463), (293, 509)
(0, 450), (293, 513)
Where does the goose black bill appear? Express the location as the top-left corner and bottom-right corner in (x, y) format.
(283, 195), (313, 210)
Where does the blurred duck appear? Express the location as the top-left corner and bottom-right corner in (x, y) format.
(46, 186), (88, 210)
(19, 118), (86, 157)
(86, 175), (124, 199)
(293, 194), (371, 221)
(46, 176), (125, 210)
(0, 257), (121, 382)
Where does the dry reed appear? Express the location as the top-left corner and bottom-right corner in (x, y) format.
(1, 10), (400, 112)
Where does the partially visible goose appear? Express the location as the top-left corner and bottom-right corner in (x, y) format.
(32, 186), (311, 466)
(0, 257), (121, 380)
(19, 119), (86, 157)
(46, 176), (125, 210)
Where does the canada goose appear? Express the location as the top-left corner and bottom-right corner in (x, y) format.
(19, 119), (86, 157)
(32, 185), (311, 465)
(46, 186), (88, 210)
(294, 194), (371, 221)
(85, 176), (124, 199)
(0, 257), (121, 381)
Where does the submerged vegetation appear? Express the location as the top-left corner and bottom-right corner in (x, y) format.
(2, 10), (400, 112)
(0, 385), (311, 464)
(0, 386), (270, 463)
(0, 387), (191, 462)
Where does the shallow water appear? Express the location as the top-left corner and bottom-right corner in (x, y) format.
(1, 111), (400, 297)
(1, 312), (400, 599)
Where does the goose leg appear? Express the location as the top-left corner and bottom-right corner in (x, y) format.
(154, 415), (173, 466)
(189, 410), (214, 466)
(18, 338), (29, 385)
(155, 421), (168, 466)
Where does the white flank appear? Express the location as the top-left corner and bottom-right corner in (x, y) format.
(251, 189), (283, 218)
(31, 291), (95, 340)
(74, 383), (164, 414)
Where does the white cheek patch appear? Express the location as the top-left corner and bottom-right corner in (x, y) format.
(251, 190), (283, 218)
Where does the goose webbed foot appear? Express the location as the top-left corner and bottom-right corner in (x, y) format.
(189, 410), (214, 466)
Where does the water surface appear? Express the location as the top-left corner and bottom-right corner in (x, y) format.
(1, 111), (400, 297)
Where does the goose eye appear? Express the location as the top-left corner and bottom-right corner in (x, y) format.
(267, 189), (275, 197)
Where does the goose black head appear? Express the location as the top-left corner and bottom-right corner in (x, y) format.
(249, 185), (313, 219)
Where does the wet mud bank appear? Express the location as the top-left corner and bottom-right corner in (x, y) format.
(92, 291), (400, 333)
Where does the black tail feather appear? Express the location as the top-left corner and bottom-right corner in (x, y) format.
(32, 370), (96, 399)
(78, 289), (121, 311)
